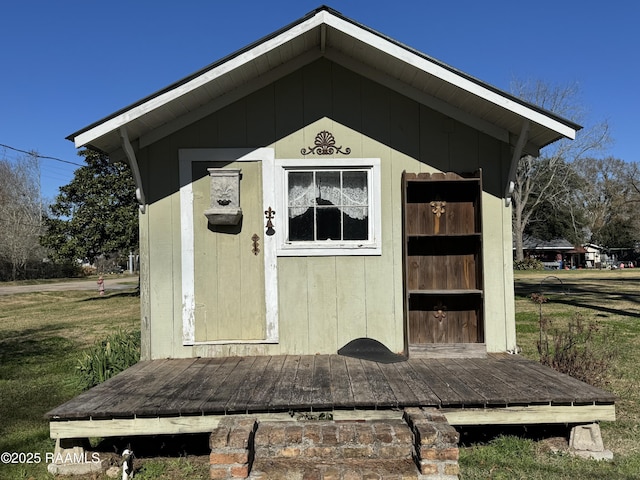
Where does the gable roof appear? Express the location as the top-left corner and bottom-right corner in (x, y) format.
(68, 5), (580, 158)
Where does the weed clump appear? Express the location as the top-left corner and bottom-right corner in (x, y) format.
(531, 293), (615, 388)
(76, 328), (140, 390)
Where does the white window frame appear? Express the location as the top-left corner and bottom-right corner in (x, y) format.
(275, 158), (381, 256)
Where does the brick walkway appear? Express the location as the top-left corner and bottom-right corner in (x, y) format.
(209, 409), (460, 479)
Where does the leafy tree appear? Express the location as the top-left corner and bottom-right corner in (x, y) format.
(41, 149), (138, 266)
(510, 79), (610, 261)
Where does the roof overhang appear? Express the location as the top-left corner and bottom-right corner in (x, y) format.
(68, 6), (580, 161)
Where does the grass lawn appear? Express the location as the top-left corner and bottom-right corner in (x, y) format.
(1, 270), (639, 479)
(460, 269), (640, 479)
(0, 287), (209, 479)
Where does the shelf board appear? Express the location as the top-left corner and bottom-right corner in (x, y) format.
(405, 178), (480, 183)
(408, 289), (483, 296)
(407, 233), (481, 238)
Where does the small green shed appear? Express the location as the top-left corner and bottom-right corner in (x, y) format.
(68, 6), (579, 361)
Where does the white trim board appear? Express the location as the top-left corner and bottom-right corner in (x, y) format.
(179, 148), (278, 346)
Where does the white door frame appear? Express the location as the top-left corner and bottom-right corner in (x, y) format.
(178, 147), (278, 345)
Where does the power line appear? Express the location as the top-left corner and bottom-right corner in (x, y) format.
(0, 143), (84, 167)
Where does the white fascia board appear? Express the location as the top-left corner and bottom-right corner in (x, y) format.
(73, 14), (328, 149)
(324, 15), (577, 141)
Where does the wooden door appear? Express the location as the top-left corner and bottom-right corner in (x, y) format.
(192, 161), (266, 341)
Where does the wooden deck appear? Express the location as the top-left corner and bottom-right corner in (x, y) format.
(46, 354), (615, 439)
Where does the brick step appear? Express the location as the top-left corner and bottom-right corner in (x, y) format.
(209, 408), (460, 479)
(249, 458), (420, 480)
(253, 420), (414, 461)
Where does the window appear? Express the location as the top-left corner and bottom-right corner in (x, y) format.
(275, 159), (381, 256)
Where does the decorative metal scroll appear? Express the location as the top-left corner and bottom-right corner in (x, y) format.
(301, 131), (351, 156)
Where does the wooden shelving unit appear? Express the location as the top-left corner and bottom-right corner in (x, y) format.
(402, 171), (484, 357)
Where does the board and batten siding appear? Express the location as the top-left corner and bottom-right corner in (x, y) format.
(137, 58), (516, 360)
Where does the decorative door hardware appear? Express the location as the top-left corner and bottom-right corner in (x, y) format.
(265, 207), (276, 236)
(252, 234), (260, 255)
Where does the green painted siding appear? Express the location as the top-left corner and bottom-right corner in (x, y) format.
(138, 58), (516, 360)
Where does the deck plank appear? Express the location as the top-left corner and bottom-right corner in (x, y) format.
(504, 357), (586, 403)
(245, 355), (287, 411)
(46, 360), (164, 419)
(134, 358), (204, 417)
(361, 361), (399, 407)
(376, 362), (419, 406)
(343, 357), (377, 407)
(447, 358), (509, 405)
(268, 355), (301, 410)
(226, 356), (272, 413)
(329, 355), (354, 407)
(509, 356), (615, 403)
(197, 357), (243, 414)
(388, 360), (441, 406)
(290, 355), (315, 409)
(163, 357), (227, 415)
(91, 359), (191, 418)
(415, 359), (483, 406)
(312, 355), (333, 409)
(467, 357), (541, 405)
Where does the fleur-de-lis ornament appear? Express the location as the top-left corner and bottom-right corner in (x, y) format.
(430, 200), (446, 233)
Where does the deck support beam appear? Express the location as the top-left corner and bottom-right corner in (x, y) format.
(49, 404), (615, 440)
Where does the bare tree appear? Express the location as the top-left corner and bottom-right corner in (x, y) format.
(0, 152), (46, 280)
(510, 79), (610, 261)
(575, 157), (640, 248)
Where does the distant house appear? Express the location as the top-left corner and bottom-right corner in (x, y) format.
(519, 237), (606, 269)
(583, 243), (603, 268)
(519, 235), (574, 269)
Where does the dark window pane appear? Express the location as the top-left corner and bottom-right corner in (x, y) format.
(342, 171), (367, 206)
(315, 171), (340, 206)
(289, 208), (314, 241)
(288, 172), (314, 208)
(343, 207), (368, 240)
(317, 207), (341, 240)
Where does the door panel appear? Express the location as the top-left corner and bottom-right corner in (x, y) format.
(192, 161), (266, 341)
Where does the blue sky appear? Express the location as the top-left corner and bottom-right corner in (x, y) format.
(1, 0), (637, 200)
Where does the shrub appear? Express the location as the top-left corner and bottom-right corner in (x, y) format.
(531, 293), (615, 387)
(76, 329), (140, 390)
(513, 258), (544, 270)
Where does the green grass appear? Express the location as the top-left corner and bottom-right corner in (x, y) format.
(461, 269), (640, 479)
(2, 270), (640, 478)
(0, 287), (209, 479)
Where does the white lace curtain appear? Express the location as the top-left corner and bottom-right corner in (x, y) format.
(288, 171), (368, 219)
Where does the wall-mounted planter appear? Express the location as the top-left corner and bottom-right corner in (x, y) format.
(204, 168), (242, 225)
